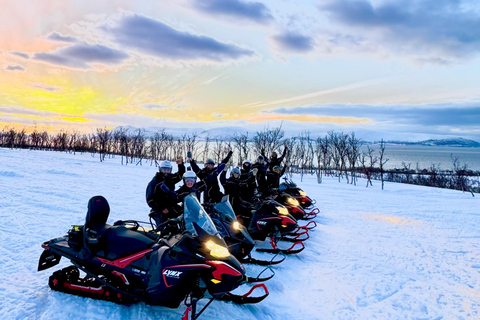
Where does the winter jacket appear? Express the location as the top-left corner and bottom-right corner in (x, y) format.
(146, 162), (185, 211)
(190, 152), (232, 203)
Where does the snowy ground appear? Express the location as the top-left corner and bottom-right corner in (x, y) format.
(1, 148), (479, 320)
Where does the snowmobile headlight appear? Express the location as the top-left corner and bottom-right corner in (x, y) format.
(232, 221), (241, 230)
(277, 206), (289, 216)
(206, 240), (230, 258)
(299, 190), (307, 197)
(286, 197), (300, 207)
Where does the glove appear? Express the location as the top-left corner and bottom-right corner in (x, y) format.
(227, 150), (233, 157)
(217, 163), (226, 174)
(160, 182), (170, 193)
(187, 151), (192, 159)
(252, 168), (258, 176)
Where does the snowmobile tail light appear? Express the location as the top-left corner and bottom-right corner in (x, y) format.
(299, 190), (307, 197)
(232, 221), (241, 230)
(286, 197), (300, 207)
(277, 206), (289, 216)
(206, 241), (230, 258)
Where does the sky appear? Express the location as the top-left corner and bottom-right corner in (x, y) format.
(1, 148), (479, 319)
(1, 0), (480, 141)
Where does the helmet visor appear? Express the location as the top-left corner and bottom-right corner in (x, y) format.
(160, 167), (172, 174)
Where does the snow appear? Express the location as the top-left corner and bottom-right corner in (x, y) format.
(1, 148), (480, 320)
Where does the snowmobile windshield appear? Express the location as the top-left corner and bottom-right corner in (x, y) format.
(214, 196), (237, 222)
(183, 194), (218, 237)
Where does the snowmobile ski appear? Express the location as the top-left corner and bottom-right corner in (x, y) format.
(256, 241), (305, 255)
(217, 283), (269, 304)
(246, 267), (275, 283)
(239, 253), (285, 266)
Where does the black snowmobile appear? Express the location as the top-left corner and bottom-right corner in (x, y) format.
(279, 178), (317, 210)
(38, 194), (268, 320)
(205, 196), (285, 269)
(271, 191), (318, 221)
(234, 197), (307, 255)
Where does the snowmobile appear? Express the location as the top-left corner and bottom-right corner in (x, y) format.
(271, 191), (318, 221)
(234, 197), (307, 255)
(279, 177), (317, 209)
(38, 194), (268, 320)
(205, 196), (285, 269)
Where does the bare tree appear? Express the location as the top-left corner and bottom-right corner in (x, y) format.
(378, 139), (389, 190)
(360, 145), (377, 187)
(252, 125), (285, 156)
(232, 132), (250, 164)
(347, 132), (363, 185)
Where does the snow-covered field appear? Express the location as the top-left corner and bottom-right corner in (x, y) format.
(1, 148), (479, 320)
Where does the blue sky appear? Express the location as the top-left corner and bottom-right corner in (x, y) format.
(1, 0), (479, 141)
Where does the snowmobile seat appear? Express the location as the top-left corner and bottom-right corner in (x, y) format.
(84, 195), (111, 254)
(101, 225), (156, 260)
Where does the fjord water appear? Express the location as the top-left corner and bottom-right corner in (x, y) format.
(367, 145), (480, 171)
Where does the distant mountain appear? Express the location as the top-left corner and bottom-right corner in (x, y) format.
(109, 126), (250, 140)
(383, 138), (480, 147)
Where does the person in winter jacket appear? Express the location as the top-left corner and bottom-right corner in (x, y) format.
(261, 146), (288, 171)
(188, 151), (233, 203)
(239, 159), (256, 202)
(175, 170), (206, 203)
(220, 167), (252, 220)
(146, 158), (185, 222)
(252, 155), (268, 195)
(266, 165), (287, 191)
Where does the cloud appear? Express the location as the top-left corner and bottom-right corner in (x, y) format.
(5, 65), (25, 72)
(33, 42), (129, 69)
(272, 31), (315, 53)
(268, 102), (480, 127)
(31, 83), (61, 92)
(0, 105), (62, 117)
(104, 14), (255, 62)
(191, 0), (274, 24)
(141, 104), (186, 110)
(319, 0), (480, 61)
(10, 51), (30, 59)
(48, 32), (77, 43)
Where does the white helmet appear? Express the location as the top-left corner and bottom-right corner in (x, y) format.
(159, 160), (172, 174)
(183, 170), (197, 183)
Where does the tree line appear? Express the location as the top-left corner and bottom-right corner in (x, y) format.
(1, 125), (478, 194)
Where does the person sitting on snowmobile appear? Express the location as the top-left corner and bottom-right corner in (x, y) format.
(146, 158), (185, 225)
(175, 170), (206, 203)
(261, 145), (288, 171)
(252, 155), (268, 196)
(188, 151), (233, 204)
(266, 165), (287, 191)
(220, 167), (253, 220)
(239, 159), (257, 202)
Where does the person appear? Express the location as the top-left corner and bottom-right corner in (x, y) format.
(266, 165), (287, 191)
(175, 170), (206, 203)
(189, 151), (233, 203)
(220, 167), (252, 220)
(239, 159), (257, 202)
(146, 158), (185, 225)
(220, 167), (243, 205)
(261, 146), (288, 171)
(252, 155), (268, 195)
